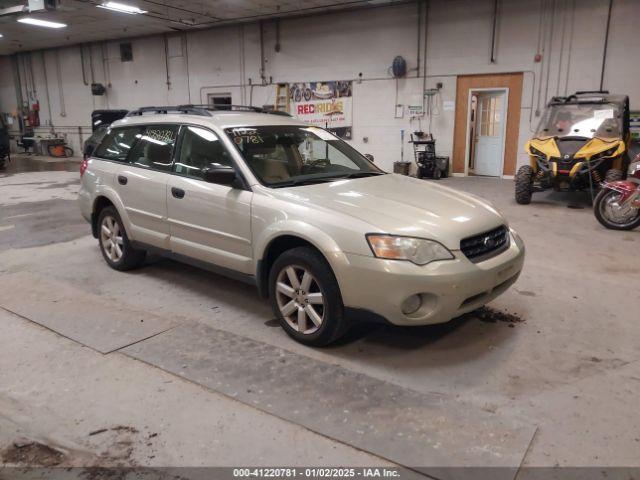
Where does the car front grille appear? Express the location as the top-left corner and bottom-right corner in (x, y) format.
(460, 225), (509, 262)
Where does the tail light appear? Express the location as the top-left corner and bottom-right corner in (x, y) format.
(80, 155), (88, 177)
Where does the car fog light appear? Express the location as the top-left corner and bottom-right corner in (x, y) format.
(401, 294), (422, 315)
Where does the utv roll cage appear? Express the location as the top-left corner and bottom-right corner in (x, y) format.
(125, 104), (292, 118)
(547, 91), (630, 134)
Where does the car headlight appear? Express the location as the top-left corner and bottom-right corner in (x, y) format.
(366, 234), (454, 265)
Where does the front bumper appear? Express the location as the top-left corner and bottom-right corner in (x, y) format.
(330, 231), (525, 326)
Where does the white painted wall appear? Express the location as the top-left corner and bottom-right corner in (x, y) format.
(1, 0), (638, 173)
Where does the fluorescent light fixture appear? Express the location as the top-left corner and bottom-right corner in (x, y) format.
(97, 2), (147, 14)
(0, 34), (3, 38)
(18, 17), (67, 28)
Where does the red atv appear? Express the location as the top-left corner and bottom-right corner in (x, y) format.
(594, 153), (640, 230)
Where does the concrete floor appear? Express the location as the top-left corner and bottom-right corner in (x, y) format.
(1, 154), (639, 477)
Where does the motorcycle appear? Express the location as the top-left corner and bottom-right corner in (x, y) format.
(594, 153), (640, 230)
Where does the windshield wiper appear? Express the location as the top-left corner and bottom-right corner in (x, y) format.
(338, 171), (387, 179)
(270, 172), (386, 188)
(270, 177), (342, 188)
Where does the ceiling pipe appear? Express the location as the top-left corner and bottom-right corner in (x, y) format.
(542, 0), (556, 108)
(41, 51), (54, 128)
(599, 0), (613, 91)
(55, 50), (66, 117)
(563, 0), (575, 95)
(259, 20), (267, 85)
(88, 44), (96, 84)
(416, 0), (421, 78)
(11, 55), (24, 112)
(489, 0), (499, 63)
(163, 34), (171, 92)
(274, 18), (281, 52)
(79, 45), (89, 86)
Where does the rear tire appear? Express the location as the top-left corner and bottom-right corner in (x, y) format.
(268, 247), (346, 346)
(433, 168), (441, 180)
(604, 169), (623, 183)
(515, 165), (534, 204)
(97, 206), (146, 271)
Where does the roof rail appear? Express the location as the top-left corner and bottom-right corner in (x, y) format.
(575, 90), (609, 95)
(179, 104), (292, 117)
(125, 106), (211, 117)
(125, 104), (293, 118)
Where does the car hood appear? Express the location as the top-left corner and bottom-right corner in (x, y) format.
(270, 174), (506, 250)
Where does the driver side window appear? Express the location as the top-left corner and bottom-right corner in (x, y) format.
(174, 126), (232, 179)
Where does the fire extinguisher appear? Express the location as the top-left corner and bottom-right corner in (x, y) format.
(28, 101), (40, 127)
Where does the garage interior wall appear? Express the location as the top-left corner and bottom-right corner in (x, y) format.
(1, 0), (639, 174)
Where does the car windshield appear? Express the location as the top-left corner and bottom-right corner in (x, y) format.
(536, 102), (622, 140)
(225, 125), (384, 187)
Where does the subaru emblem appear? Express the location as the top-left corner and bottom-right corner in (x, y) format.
(483, 236), (497, 248)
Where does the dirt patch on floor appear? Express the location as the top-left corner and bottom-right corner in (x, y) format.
(475, 306), (524, 325)
(1, 440), (65, 467)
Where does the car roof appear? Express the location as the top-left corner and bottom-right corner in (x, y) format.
(109, 107), (308, 131)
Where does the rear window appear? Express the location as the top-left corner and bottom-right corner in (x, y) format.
(94, 126), (143, 162)
(129, 125), (179, 172)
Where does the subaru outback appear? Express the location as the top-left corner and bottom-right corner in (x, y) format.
(78, 105), (525, 346)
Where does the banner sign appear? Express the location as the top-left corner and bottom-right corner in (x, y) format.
(288, 81), (353, 139)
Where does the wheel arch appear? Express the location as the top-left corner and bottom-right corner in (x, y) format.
(91, 193), (128, 239)
(256, 231), (339, 299)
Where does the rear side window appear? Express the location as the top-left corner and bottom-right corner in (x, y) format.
(174, 126), (233, 179)
(94, 127), (142, 162)
(129, 125), (179, 172)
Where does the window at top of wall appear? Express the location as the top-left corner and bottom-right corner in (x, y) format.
(120, 42), (133, 62)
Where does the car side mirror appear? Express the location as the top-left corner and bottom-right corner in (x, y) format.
(202, 164), (236, 186)
(364, 154), (374, 162)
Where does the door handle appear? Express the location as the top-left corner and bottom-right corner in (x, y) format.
(117, 175), (128, 185)
(171, 187), (185, 199)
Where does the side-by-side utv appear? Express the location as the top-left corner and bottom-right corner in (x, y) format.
(516, 91), (630, 204)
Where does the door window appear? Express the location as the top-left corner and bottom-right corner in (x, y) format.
(94, 127), (142, 162)
(174, 126), (233, 179)
(479, 95), (502, 137)
(129, 125), (179, 172)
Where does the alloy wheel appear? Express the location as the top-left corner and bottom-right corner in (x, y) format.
(275, 265), (325, 334)
(100, 215), (124, 262)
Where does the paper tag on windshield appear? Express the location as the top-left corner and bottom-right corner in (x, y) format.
(304, 127), (337, 141)
(594, 109), (614, 120)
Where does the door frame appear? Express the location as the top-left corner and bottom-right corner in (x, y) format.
(452, 72), (523, 178)
(464, 87), (509, 177)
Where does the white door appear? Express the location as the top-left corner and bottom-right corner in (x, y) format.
(473, 92), (506, 177)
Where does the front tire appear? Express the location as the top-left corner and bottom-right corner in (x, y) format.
(268, 247), (346, 346)
(515, 165), (534, 204)
(594, 188), (640, 230)
(98, 206), (146, 270)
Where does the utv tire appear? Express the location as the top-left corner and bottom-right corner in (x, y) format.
(97, 206), (146, 271)
(515, 165), (535, 204)
(604, 169), (623, 183)
(433, 168), (442, 180)
(268, 247), (347, 347)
